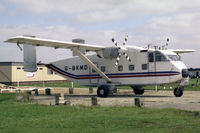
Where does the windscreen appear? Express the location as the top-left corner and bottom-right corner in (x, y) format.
(168, 55), (181, 61)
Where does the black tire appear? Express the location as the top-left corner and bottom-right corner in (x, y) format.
(133, 88), (144, 95)
(97, 85), (109, 97)
(174, 87), (183, 97)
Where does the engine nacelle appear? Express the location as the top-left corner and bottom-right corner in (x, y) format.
(102, 47), (118, 59)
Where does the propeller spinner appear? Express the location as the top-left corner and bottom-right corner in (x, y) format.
(111, 35), (132, 66)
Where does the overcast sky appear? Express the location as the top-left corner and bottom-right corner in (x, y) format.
(0, 0), (200, 68)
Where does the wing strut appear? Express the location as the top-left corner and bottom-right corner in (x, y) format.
(72, 47), (112, 83)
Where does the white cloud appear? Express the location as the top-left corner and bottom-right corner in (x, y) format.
(3, 0), (200, 23)
(6, 0), (107, 14)
(130, 12), (200, 67)
(144, 13), (200, 34)
(1, 22), (199, 67)
(0, 24), (79, 63)
(1, 0), (200, 67)
(0, 24), (124, 63)
(0, 3), (4, 12)
(77, 9), (126, 23)
(135, 12), (200, 46)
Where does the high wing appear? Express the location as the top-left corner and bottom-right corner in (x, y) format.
(170, 49), (196, 54)
(4, 35), (105, 52)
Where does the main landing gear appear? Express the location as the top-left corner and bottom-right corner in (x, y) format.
(97, 84), (116, 97)
(131, 86), (144, 95)
(173, 86), (184, 97)
(97, 85), (145, 97)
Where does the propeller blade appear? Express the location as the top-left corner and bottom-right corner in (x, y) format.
(115, 53), (121, 66)
(112, 38), (118, 46)
(123, 53), (131, 62)
(166, 38), (169, 46)
(123, 35), (128, 45)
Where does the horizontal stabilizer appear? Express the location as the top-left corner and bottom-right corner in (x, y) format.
(170, 49), (196, 54)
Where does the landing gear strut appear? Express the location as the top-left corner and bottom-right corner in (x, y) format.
(174, 86), (184, 97)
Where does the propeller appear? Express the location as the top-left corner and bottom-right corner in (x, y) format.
(161, 38), (170, 50)
(164, 38), (170, 50)
(111, 35), (132, 66)
(166, 38), (169, 46)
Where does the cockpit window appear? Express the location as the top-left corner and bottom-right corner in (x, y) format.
(168, 55), (181, 61)
(155, 51), (167, 62)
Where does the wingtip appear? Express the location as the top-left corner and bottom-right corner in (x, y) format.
(4, 38), (12, 43)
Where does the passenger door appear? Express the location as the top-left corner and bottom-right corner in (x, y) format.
(148, 52), (156, 72)
(148, 52), (156, 84)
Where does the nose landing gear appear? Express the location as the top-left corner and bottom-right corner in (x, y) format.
(173, 86), (184, 97)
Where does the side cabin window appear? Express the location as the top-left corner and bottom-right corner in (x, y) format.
(155, 51), (167, 62)
(92, 69), (96, 73)
(101, 66), (106, 72)
(142, 64), (147, 70)
(168, 55), (181, 61)
(148, 53), (154, 62)
(129, 65), (135, 71)
(118, 65), (123, 71)
(149, 51), (167, 62)
(65, 66), (68, 71)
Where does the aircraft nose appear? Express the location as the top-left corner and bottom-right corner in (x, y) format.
(182, 69), (189, 78)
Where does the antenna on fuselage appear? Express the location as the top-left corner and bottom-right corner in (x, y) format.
(147, 44), (151, 49)
(153, 46), (158, 50)
(146, 38), (170, 50)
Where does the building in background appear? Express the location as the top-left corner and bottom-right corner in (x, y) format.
(0, 62), (66, 85)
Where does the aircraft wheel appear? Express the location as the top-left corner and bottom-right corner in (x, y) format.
(174, 87), (183, 97)
(133, 88), (144, 95)
(97, 85), (109, 97)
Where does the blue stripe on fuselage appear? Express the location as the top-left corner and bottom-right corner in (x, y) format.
(47, 64), (180, 78)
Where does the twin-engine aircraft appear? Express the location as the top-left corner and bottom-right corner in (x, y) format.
(5, 35), (195, 97)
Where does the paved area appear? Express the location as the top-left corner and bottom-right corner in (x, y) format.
(1, 86), (200, 111)
(63, 89), (200, 111)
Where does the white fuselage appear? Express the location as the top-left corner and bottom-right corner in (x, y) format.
(47, 46), (188, 87)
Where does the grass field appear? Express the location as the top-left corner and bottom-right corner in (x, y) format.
(19, 78), (200, 91)
(0, 93), (200, 133)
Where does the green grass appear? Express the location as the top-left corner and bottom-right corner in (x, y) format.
(0, 93), (200, 133)
(19, 79), (200, 91)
